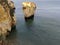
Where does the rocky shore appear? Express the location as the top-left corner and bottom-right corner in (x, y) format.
(0, 0), (16, 37)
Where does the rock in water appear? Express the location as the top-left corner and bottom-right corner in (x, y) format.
(0, 0), (16, 37)
(22, 2), (36, 19)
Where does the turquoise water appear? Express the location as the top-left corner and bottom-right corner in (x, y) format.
(6, 0), (60, 45)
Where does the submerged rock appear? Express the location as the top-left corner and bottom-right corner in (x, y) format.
(0, 0), (16, 37)
(22, 2), (36, 18)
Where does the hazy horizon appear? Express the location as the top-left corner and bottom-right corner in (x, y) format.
(12, 0), (60, 9)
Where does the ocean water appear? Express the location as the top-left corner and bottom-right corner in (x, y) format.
(6, 0), (60, 45)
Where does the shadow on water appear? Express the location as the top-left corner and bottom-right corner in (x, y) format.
(25, 17), (34, 29)
(25, 15), (34, 27)
(7, 28), (17, 39)
(25, 15), (34, 22)
(4, 28), (18, 45)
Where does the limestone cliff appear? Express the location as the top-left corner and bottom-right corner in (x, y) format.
(0, 0), (16, 37)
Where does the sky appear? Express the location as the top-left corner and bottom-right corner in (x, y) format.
(12, 0), (60, 9)
(39, 0), (60, 1)
(12, 0), (60, 1)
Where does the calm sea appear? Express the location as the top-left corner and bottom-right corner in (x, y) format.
(7, 0), (60, 45)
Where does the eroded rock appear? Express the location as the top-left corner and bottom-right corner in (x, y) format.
(0, 0), (16, 37)
(22, 2), (36, 18)
(8, 0), (15, 9)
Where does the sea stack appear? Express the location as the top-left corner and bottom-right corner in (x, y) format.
(0, 0), (16, 37)
(22, 2), (36, 19)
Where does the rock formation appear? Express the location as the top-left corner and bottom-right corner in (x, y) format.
(22, 2), (36, 19)
(7, 0), (15, 9)
(0, 0), (16, 37)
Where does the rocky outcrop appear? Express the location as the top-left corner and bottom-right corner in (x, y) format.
(22, 2), (36, 19)
(0, 0), (16, 37)
(7, 0), (15, 9)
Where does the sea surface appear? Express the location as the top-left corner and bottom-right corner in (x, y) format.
(6, 0), (60, 45)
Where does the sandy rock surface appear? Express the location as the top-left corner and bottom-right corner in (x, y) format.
(22, 2), (36, 17)
(0, 0), (16, 37)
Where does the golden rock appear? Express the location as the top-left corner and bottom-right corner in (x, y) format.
(0, 0), (16, 37)
(22, 2), (36, 18)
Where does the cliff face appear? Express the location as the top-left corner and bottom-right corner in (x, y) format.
(22, 2), (36, 18)
(0, 0), (16, 36)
